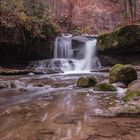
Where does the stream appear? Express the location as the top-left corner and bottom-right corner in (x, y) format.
(0, 72), (140, 140)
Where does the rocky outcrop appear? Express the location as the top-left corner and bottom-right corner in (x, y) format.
(0, 12), (59, 66)
(98, 24), (140, 65)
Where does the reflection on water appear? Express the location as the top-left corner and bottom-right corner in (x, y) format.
(0, 73), (138, 140)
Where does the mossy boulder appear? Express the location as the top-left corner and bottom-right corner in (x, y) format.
(98, 24), (140, 54)
(76, 76), (97, 88)
(109, 64), (137, 85)
(123, 80), (140, 102)
(94, 82), (117, 91)
(123, 90), (140, 102)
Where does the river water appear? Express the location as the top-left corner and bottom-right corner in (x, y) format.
(0, 72), (140, 140)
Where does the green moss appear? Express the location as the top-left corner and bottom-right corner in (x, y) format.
(76, 76), (97, 88)
(40, 22), (59, 38)
(94, 82), (117, 91)
(123, 90), (140, 102)
(1, 0), (60, 38)
(109, 64), (137, 85)
(98, 24), (140, 53)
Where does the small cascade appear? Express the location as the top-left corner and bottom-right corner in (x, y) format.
(29, 34), (101, 73)
(54, 34), (73, 59)
(73, 40), (100, 71)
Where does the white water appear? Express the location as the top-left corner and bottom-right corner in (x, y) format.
(53, 36), (101, 73)
(54, 34), (73, 59)
(29, 34), (101, 73)
(72, 40), (100, 71)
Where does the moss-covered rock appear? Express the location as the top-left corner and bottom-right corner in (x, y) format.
(123, 80), (140, 102)
(123, 90), (140, 102)
(98, 24), (140, 54)
(94, 82), (117, 91)
(76, 76), (97, 88)
(109, 64), (137, 85)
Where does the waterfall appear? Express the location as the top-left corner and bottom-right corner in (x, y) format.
(54, 34), (73, 59)
(74, 40), (98, 71)
(29, 34), (101, 73)
(53, 34), (101, 73)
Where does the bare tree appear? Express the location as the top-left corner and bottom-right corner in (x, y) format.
(123, 0), (137, 22)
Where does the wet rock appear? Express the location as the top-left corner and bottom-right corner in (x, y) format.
(6, 106), (32, 116)
(128, 80), (140, 89)
(28, 60), (64, 74)
(18, 88), (28, 92)
(110, 105), (140, 117)
(0, 80), (26, 89)
(77, 76), (97, 88)
(44, 68), (63, 74)
(109, 64), (137, 85)
(33, 82), (45, 87)
(123, 80), (140, 102)
(27, 78), (54, 86)
(113, 82), (127, 88)
(0, 81), (9, 89)
(94, 82), (117, 91)
(105, 80), (140, 117)
(0, 81), (18, 89)
(72, 35), (89, 42)
(52, 80), (74, 88)
(91, 67), (110, 73)
(52, 113), (81, 124)
(98, 54), (140, 66)
(10, 82), (17, 88)
(98, 67), (110, 72)
(0, 69), (43, 75)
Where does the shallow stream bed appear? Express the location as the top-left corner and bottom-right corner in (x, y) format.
(0, 72), (140, 140)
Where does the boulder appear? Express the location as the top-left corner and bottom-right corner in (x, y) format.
(97, 24), (140, 65)
(76, 76), (97, 88)
(94, 82), (117, 91)
(123, 80), (140, 102)
(98, 24), (140, 54)
(109, 64), (137, 85)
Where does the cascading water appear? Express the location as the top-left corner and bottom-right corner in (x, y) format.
(73, 40), (100, 71)
(28, 34), (101, 73)
(54, 34), (73, 59)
